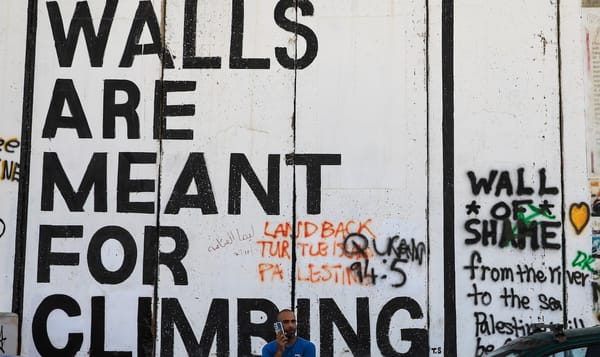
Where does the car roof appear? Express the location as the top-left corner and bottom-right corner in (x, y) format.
(487, 326), (600, 356)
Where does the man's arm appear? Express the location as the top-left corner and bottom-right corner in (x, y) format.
(305, 341), (316, 357)
(262, 345), (284, 357)
(262, 335), (286, 357)
(261, 343), (274, 357)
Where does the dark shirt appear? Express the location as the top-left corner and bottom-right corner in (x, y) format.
(261, 337), (316, 357)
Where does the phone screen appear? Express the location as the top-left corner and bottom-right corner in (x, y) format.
(274, 321), (284, 334)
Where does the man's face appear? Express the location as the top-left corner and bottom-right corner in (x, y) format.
(278, 311), (297, 338)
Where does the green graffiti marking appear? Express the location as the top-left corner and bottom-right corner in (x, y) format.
(501, 204), (557, 247)
(572, 250), (595, 272)
(511, 204), (555, 235)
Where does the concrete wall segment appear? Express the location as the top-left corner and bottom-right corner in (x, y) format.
(1, 0), (596, 356)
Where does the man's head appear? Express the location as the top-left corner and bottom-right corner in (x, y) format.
(277, 309), (297, 339)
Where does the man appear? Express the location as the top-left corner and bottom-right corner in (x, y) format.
(262, 309), (316, 357)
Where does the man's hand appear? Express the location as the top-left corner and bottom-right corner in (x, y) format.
(276, 331), (288, 351)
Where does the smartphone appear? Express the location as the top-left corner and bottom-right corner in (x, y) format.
(274, 321), (284, 335)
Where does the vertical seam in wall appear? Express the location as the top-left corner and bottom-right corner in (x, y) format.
(442, 0), (456, 355)
(425, 0), (431, 343)
(555, 0), (568, 326)
(13, 0), (38, 353)
(290, 1), (299, 312)
(154, 1), (169, 355)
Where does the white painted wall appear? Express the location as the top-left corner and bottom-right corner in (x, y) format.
(1, 1), (596, 356)
(0, 0), (27, 313)
(455, 0), (564, 353)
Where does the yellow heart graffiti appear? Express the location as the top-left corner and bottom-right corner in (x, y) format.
(569, 203), (590, 235)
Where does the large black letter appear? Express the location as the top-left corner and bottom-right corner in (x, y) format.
(153, 81), (196, 140)
(183, 0), (221, 68)
(229, 154), (280, 215)
(143, 226), (189, 285)
(230, 0), (269, 69)
(161, 298), (229, 356)
(237, 299), (279, 356)
(42, 79), (92, 138)
(117, 152), (156, 213)
(296, 298), (311, 341)
(41, 152), (107, 212)
(33, 294), (83, 356)
(319, 298), (370, 356)
(38, 225), (82, 283)
(103, 80), (141, 139)
(87, 226), (137, 284)
(138, 297), (154, 357)
(46, 0), (117, 67)
(120, 1), (174, 68)
(376, 297), (428, 357)
(164, 153), (218, 215)
(274, 0), (318, 69)
(286, 154), (341, 214)
(90, 296), (132, 356)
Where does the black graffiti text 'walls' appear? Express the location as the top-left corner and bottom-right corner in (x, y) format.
(46, 0), (318, 70)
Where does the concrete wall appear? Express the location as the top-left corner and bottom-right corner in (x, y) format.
(0, 0), (27, 344)
(0, 1), (597, 356)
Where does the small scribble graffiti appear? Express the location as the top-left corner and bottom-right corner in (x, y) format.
(207, 226), (255, 254)
(0, 136), (20, 183)
(511, 202), (555, 235)
(343, 233), (426, 288)
(0, 218), (5, 239)
(572, 250), (595, 273)
(0, 325), (6, 354)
